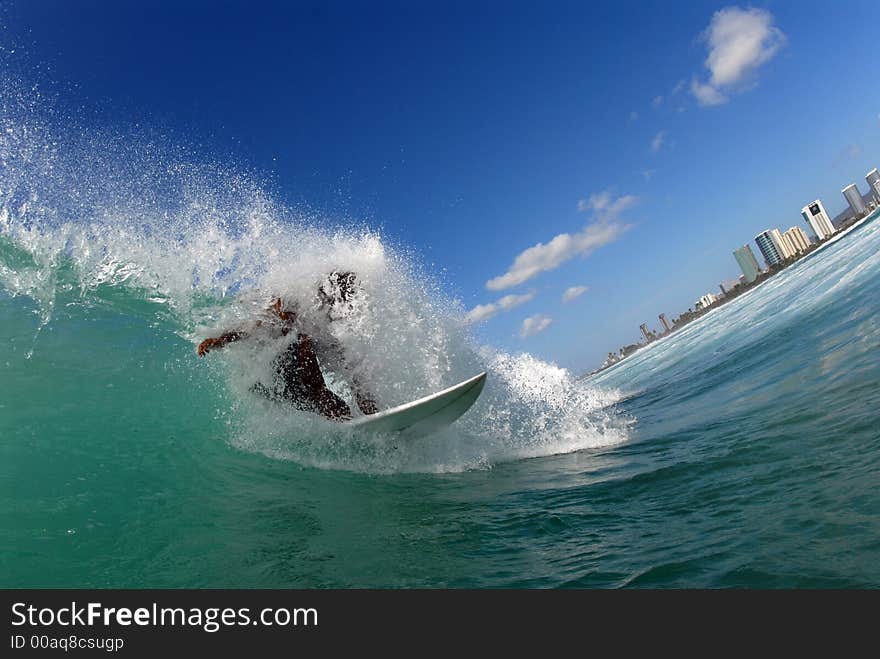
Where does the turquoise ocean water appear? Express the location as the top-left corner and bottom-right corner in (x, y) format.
(2, 81), (879, 587)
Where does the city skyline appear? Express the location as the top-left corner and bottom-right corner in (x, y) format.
(612, 164), (880, 368)
(624, 168), (880, 358)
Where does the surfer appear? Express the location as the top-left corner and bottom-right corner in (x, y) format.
(197, 273), (378, 421)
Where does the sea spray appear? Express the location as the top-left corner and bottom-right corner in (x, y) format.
(0, 73), (629, 473)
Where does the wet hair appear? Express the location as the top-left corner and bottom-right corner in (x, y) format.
(318, 271), (357, 307)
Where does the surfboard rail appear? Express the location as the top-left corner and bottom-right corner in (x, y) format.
(349, 371), (487, 437)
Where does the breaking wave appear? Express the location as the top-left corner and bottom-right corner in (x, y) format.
(0, 70), (629, 473)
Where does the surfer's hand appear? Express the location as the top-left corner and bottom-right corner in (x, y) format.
(198, 330), (245, 355)
(197, 338), (218, 356)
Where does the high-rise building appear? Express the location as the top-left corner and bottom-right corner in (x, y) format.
(784, 226), (810, 253)
(755, 230), (784, 267)
(698, 293), (719, 309)
(842, 183), (867, 217)
(659, 313), (672, 333)
(733, 244), (761, 283)
(866, 168), (880, 202)
(770, 227), (795, 259)
(782, 232), (798, 257)
(639, 323), (651, 343)
(801, 200), (835, 240)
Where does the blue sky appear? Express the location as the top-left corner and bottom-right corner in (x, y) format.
(3, 0), (879, 372)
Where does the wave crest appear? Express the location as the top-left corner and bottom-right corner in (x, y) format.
(0, 72), (628, 473)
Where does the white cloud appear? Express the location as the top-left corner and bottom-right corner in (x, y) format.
(465, 291), (535, 324)
(578, 189), (610, 212)
(576, 191), (637, 219)
(562, 285), (588, 303)
(642, 169), (656, 181)
(651, 130), (667, 153)
(691, 78), (727, 106)
(691, 6), (785, 107)
(464, 303), (498, 324)
(705, 7), (785, 86)
(487, 190), (635, 291)
(630, 110), (639, 121)
(671, 79), (686, 96)
(486, 222), (628, 290)
(498, 292), (534, 310)
(652, 95), (663, 108)
(520, 314), (553, 339)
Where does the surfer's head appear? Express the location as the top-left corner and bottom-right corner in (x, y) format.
(317, 271), (364, 323)
(318, 271), (358, 310)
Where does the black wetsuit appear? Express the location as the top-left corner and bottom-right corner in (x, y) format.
(262, 333), (351, 420)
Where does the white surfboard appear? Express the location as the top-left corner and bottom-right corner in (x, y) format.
(349, 372), (486, 438)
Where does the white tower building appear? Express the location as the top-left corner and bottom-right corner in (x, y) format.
(801, 200), (835, 240)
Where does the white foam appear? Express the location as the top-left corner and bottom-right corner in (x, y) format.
(0, 73), (630, 473)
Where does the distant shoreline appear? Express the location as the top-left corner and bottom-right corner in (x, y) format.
(585, 206), (880, 379)
(791, 206), (880, 266)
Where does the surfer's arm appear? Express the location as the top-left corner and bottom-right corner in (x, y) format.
(294, 333), (351, 420)
(197, 302), (297, 356)
(197, 330), (247, 356)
